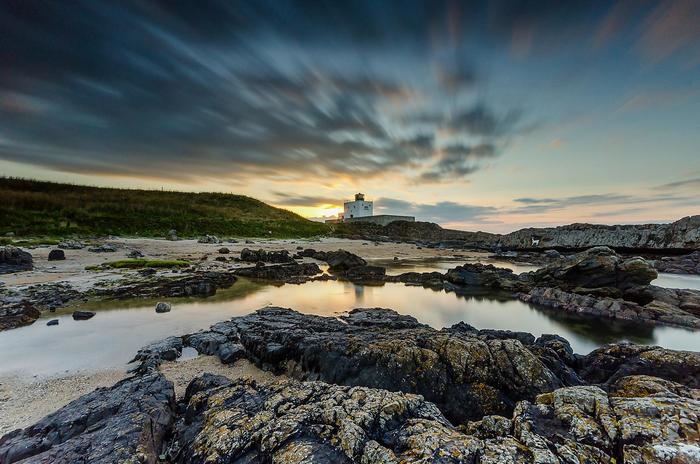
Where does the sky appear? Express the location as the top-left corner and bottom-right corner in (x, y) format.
(1, 0), (699, 233)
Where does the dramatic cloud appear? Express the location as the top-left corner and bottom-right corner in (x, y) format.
(375, 198), (498, 224)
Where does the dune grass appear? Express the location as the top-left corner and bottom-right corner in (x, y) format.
(1, 177), (329, 238)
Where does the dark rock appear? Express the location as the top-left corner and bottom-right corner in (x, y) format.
(127, 249), (144, 258)
(0, 374), (174, 464)
(0, 302), (41, 331)
(233, 262), (320, 283)
(155, 302), (171, 313)
(524, 247), (658, 301)
(97, 272), (236, 299)
(239, 248), (293, 263)
(57, 239), (84, 250)
(46, 319), (59, 326)
(87, 244), (117, 253)
(71, 310), (95, 320)
(323, 249), (366, 271)
(343, 264), (386, 283)
(0, 246), (33, 274)
(217, 247), (230, 254)
(197, 235), (220, 244)
(445, 263), (528, 291)
(47, 249), (65, 261)
(189, 307), (566, 424)
(214, 256), (227, 262)
(129, 336), (183, 373)
(217, 342), (245, 364)
(653, 250), (700, 275)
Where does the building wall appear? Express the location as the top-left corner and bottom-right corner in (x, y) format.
(344, 215), (415, 226)
(343, 200), (373, 219)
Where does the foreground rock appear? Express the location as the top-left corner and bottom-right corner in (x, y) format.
(0, 246), (32, 274)
(47, 249), (65, 261)
(94, 271), (237, 299)
(0, 374), (175, 464)
(0, 301), (40, 331)
(240, 247), (294, 263)
(234, 262), (321, 283)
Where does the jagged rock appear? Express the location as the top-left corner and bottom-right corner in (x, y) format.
(129, 336), (183, 373)
(127, 249), (144, 258)
(96, 272), (237, 299)
(239, 248), (293, 263)
(654, 251), (700, 275)
(47, 249), (65, 261)
(87, 244), (117, 253)
(322, 249), (367, 271)
(155, 302), (171, 313)
(233, 262), (320, 283)
(521, 287), (700, 329)
(524, 246), (658, 301)
(0, 246), (33, 274)
(197, 235), (220, 244)
(169, 376), (472, 464)
(154, 307), (566, 424)
(0, 374), (175, 464)
(577, 343), (700, 388)
(57, 239), (83, 250)
(445, 263), (529, 291)
(72, 310), (95, 320)
(494, 215), (700, 250)
(343, 264), (386, 283)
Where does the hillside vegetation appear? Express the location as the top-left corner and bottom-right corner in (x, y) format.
(0, 178), (328, 238)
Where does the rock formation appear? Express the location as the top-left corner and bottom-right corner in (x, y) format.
(0, 246), (32, 274)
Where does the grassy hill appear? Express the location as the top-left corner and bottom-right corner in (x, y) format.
(0, 177), (328, 238)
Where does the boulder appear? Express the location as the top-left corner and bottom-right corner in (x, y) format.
(57, 239), (83, 250)
(155, 302), (171, 313)
(323, 249), (366, 271)
(0, 246), (33, 274)
(197, 235), (220, 244)
(0, 374), (175, 464)
(445, 263), (529, 291)
(239, 248), (293, 263)
(87, 244), (117, 253)
(343, 264), (386, 283)
(217, 247), (230, 254)
(0, 302), (41, 331)
(48, 249), (65, 261)
(167, 229), (178, 241)
(72, 310), (95, 320)
(524, 246), (658, 301)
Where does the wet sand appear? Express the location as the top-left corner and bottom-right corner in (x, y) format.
(0, 357), (276, 436)
(2, 236), (474, 288)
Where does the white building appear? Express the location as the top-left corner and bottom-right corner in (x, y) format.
(343, 193), (373, 219)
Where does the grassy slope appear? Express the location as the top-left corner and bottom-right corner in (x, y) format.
(0, 177), (328, 238)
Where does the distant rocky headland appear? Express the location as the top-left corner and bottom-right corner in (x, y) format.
(338, 215), (700, 253)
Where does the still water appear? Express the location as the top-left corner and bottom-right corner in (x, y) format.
(1, 266), (699, 378)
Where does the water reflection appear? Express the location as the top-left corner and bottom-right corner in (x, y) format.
(0, 277), (697, 379)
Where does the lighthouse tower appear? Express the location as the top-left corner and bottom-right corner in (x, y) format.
(343, 193), (373, 219)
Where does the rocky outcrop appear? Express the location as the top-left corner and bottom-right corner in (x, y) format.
(523, 246), (658, 302)
(95, 271), (237, 299)
(47, 249), (65, 261)
(234, 262), (321, 283)
(131, 307), (569, 424)
(197, 234), (221, 244)
(0, 246), (32, 274)
(0, 301), (40, 331)
(57, 239), (83, 249)
(0, 373), (175, 464)
(87, 244), (117, 253)
(653, 251), (700, 275)
(296, 248), (367, 271)
(495, 215), (700, 251)
(445, 263), (529, 292)
(239, 247), (294, 263)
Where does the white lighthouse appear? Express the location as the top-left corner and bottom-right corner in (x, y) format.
(343, 193), (373, 219)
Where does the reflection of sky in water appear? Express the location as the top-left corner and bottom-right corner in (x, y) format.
(1, 277), (698, 378)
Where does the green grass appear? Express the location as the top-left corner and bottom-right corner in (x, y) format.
(99, 259), (191, 269)
(0, 177), (329, 238)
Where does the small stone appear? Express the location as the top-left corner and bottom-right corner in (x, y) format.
(48, 249), (66, 261)
(155, 302), (171, 313)
(72, 310), (95, 320)
(218, 247), (230, 254)
(46, 319), (59, 326)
